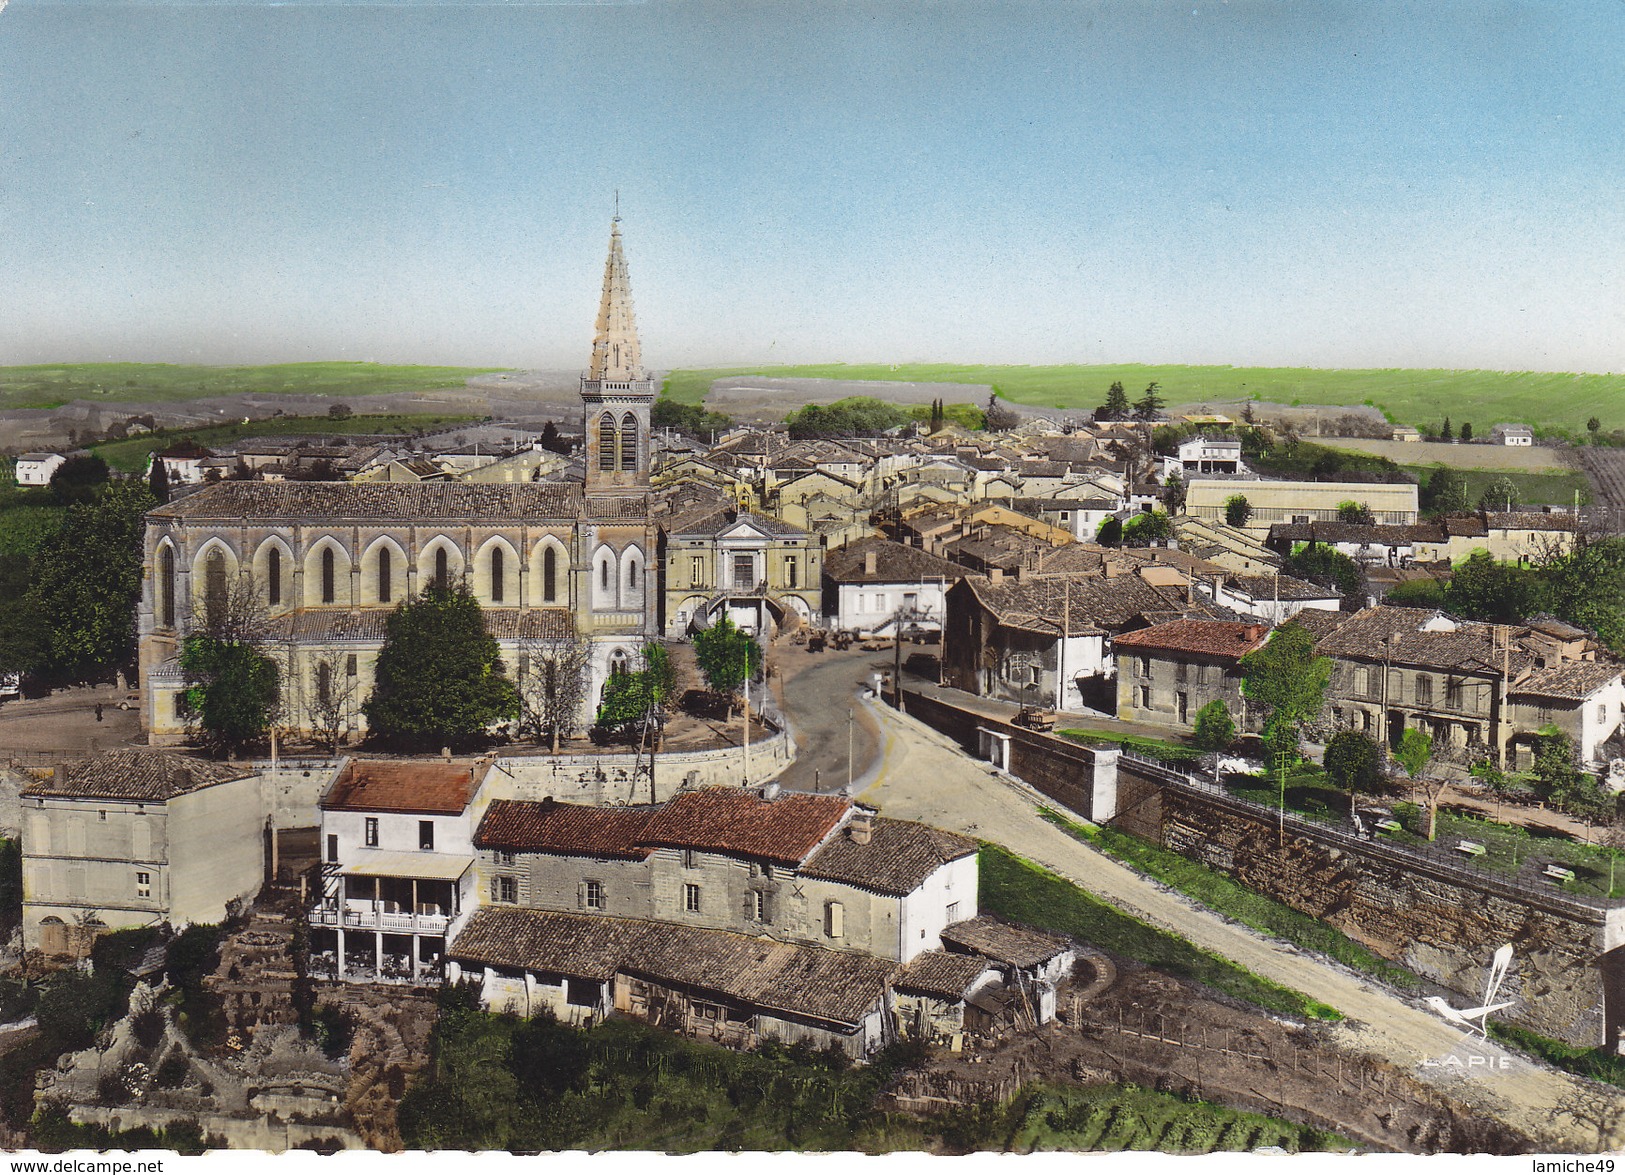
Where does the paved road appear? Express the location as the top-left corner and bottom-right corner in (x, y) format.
(771, 644), (890, 794)
(851, 695), (1625, 1153)
(0, 686), (143, 759)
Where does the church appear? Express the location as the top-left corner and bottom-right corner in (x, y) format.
(136, 220), (658, 744)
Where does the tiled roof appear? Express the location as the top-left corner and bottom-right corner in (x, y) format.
(894, 950), (995, 1000)
(668, 511), (807, 540)
(821, 538), (966, 586)
(149, 481), (587, 522)
(1266, 522), (1443, 546)
(1286, 607), (1352, 640)
(321, 759), (481, 815)
(1511, 661), (1623, 702)
(963, 573), (1195, 636)
(1486, 511), (1580, 531)
(1111, 619), (1270, 661)
(941, 916), (1073, 970)
(476, 799), (655, 859)
(24, 751), (252, 802)
(450, 908), (895, 1027)
(800, 819), (977, 896)
(265, 608), (575, 644)
(639, 789), (851, 865)
(1312, 606), (1529, 675)
(1225, 575), (1341, 602)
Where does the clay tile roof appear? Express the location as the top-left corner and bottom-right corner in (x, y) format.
(1487, 511), (1580, 531)
(24, 750), (252, 802)
(1511, 661), (1624, 702)
(321, 759), (479, 815)
(475, 799), (655, 859)
(1226, 575), (1341, 602)
(801, 819), (977, 896)
(1111, 619), (1270, 661)
(449, 907), (637, 980)
(638, 789), (851, 865)
(941, 916), (1073, 970)
(894, 950), (996, 1000)
(1312, 605), (1526, 675)
(821, 538), (966, 586)
(1287, 608), (1352, 640)
(148, 481), (585, 522)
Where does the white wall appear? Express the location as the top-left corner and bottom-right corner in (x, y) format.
(834, 580), (951, 635)
(896, 854), (979, 963)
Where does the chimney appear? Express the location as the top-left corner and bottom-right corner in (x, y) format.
(761, 779), (781, 801)
(441, 746), (452, 763)
(848, 808), (874, 845)
(989, 567), (1004, 586)
(864, 550), (878, 576)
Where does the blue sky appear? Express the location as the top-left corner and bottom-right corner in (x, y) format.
(1, 1), (1621, 372)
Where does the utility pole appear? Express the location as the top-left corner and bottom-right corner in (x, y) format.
(742, 641), (751, 787)
(848, 708), (855, 793)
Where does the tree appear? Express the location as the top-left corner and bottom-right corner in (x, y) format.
(29, 481), (154, 681)
(1478, 475), (1520, 512)
(984, 394), (1020, 432)
(692, 616), (761, 715)
(1393, 727), (1447, 840)
(1443, 551), (1547, 624)
(1132, 382), (1164, 422)
(1588, 417), (1603, 439)
(1224, 494), (1252, 528)
(1336, 501), (1375, 526)
(361, 584), (520, 749)
(1471, 759), (1519, 821)
(327, 403), (353, 421)
(0, 554), (49, 679)
(516, 622), (590, 752)
(303, 657), (360, 753)
(1096, 517), (1123, 547)
(651, 398), (734, 439)
(1097, 381), (1130, 422)
(785, 397), (910, 439)
(1439, 417), (1453, 441)
(1324, 730), (1384, 805)
(179, 573), (279, 756)
(49, 455), (111, 505)
(1282, 541), (1361, 598)
(538, 421), (571, 454)
(1121, 510), (1172, 547)
(1460, 421), (1474, 441)
(1191, 700), (1235, 751)
(147, 458), (171, 505)
(1422, 466), (1470, 515)
(1162, 473), (1186, 512)
(1239, 623), (1332, 760)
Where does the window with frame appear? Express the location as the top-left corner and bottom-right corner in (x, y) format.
(267, 546), (282, 606)
(493, 849), (516, 866)
(1446, 678), (1464, 708)
(377, 547), (392, 602)
(364, 817), (379, 847)
(136, 871), (151, 898)
(825, 900), (844, 938)
(418, 820), (434, 851)
(490, 547), (505, 602)
(1415, 674), (1433, 705)
(321, 547), (336, 604)
(584, 879), (605, 910)
(689, 556), (703, 587)
(327, 834), (338, 863)
(1139, 655), (1151, 678)
(751, 890), (766, 922)
(598, 412), (618, 471)
(733, 554), (754, 589)
(946, 900), (960, 924)
(682, 849), (698, 869)
(493, 876), (517, 903)
(684, 883), (701, 913)
(543, 546), (559, 602)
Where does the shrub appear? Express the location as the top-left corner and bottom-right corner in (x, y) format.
(1224, 495), (1252, 528)
(1191, 700), (1235, 751)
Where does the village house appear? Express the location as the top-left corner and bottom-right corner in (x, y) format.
(144, 440), (213, 486)
(820, 537), (966, 637)
(1491, 424), (1535, 447)
(21, 751), (268, 956)
(13, 452), (66, 487)
(657, 500), (820, 638)
(1193, 573), (1343, 623)
(1165, 435), (1244, 477)
(1112, 619), (1270, 730)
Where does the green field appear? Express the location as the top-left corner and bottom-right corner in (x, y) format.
(1399, 465), (1591, 508)
(91, 413), (484, 472)
(0, 362), (506, 411)
(661, 363), (1625, 433)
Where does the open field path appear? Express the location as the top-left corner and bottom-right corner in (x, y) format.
(854, 695), (1625, 1153)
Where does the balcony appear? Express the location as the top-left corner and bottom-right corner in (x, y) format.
(308, 905), (450, 935)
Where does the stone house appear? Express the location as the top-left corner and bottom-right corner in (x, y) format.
(1187, 478), (1420, 530)
(657, 503), (821, 638)
(1112, 619), (1270, 730)
(820, 537), (966, 637)
(21, 751), (267, 955)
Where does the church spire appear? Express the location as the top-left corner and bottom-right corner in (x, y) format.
(588, 217), (643, 382)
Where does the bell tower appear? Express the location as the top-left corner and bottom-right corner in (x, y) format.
(581, 214), (656, 496)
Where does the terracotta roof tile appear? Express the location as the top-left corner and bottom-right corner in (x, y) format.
(801, 819), (977, 895)
(476, 799), (654, 859)
(821, 538), (966, 586)
(941, 916), (1072, 970)
(24, 751), (252, 802)
(894, 950), (996, 1000)
(321, 759), (480, 815)
(1111, 619), (1271, 661)
(639, 789), (851, 865)
(149, 481), (585, 522)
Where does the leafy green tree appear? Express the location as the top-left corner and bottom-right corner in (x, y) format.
(49, 455), (110, 505)
(1383, 577), (1446, 608)
(1098, 381), (1130, 421)
(1536, 535), (1625, 654)
(507, 1009), (591, 1100)
(1588, 416), (1603, 438)
(1459, 421), (1474, 441)
(1132, 382), (1165, 422)
(1422, 467), (1470, 515)
(1478, 475), (1520, 512)
(180, 636), (278, 756)
(1096, 517), (1123, 547)
(1443, 551), (1547, 625)
(1335, 501), (1374, 525)
(1239, 623), (1331, 760)
(984, 394), (1020, 431)
(1121, 510), (1172, 547)
(785, 397), (910, 439)
(29, 481), (154, 681)
(1282, 542), (1360, 598)
(362, 585), (520, 749)
(1224, 495), (1252, 527)
(1393, 727), (1444, 840)
(1162, 473), (1186, 512)
(327, 402), (353, 421)
(692, 616), (761, 714)
(595, 643), (676, 736)
(1324, 730), (1384, 802)
(1191, 699), (1236, 751)
(0, 556), (49, 678)
(1529, 726), (1583, 806)
(651, 398), (734, 439)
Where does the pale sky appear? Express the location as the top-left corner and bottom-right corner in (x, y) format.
(1, 1), (1622, 373)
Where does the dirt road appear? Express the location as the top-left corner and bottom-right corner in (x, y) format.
(854, 696), (1625, 1152)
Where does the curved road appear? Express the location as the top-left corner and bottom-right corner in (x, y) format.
(842, 692), (1625, 1153)
(771, 645), (890, 794)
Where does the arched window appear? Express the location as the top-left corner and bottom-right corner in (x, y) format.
(321, 547), (336, 604)
(600, 557), (611, 591)
(598, 412), (618, 472)
(609, 648), (630, 677)
(158, 546), (176, 628)
(619, 412), (638, 472)
(378, 548), (392, 603)
(267, 547), (282, 607)
(316, 661), (332, 707)
(543, 546), (558, 603)
(626, 556), (638, 591)
(204, 550), (227, 629)
(490, 547), (505, 603)
(435, 547), (449, 591)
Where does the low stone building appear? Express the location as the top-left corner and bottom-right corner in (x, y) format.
(1112, 619), (1270, 730)
(21, 751), (268, 955)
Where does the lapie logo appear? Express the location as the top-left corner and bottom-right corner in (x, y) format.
(1421, 1051), (1514, 1072)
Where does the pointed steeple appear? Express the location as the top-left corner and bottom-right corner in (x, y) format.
(588, 217), (643, 382)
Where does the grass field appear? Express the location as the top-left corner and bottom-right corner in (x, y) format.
(91, 413), (484, 472)
(0, 362), (506, 411)
(661, 363), (1625, 433)
(1398, 465), (1590, 508)
(1316, 437), (1573, 470)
